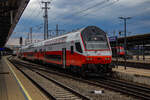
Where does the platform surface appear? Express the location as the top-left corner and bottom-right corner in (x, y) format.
(0, 57), (26, 100)
(0, 56), (49, 100)
(113, 66), (150, 77)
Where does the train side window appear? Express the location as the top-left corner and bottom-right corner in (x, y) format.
(40, 49), (42, 53)
(44, 49), (46, 54)
(71, 46), (74, 54)
(75, 42), (83, 53)
(35, 50), (37, 53)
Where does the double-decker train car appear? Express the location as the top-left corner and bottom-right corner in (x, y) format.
(18, 26), (112, 76)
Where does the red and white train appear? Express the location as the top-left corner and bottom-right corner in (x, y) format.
(18, 26), (112, 75)
(112, 46), (125, 57)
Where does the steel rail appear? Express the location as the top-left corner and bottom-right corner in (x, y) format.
(9, 59), (91, 100)
(9, 57), (150, 100)
(9, 60), (57, 100)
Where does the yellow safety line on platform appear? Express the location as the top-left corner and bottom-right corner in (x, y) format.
(5, 58), (33, 100)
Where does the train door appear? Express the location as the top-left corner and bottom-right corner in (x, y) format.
(62, 48), (66, 68)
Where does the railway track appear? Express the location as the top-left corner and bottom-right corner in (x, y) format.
(9, 58), (91, 100)
(94, 79), (150, 100)
(9, 57), (150, 100)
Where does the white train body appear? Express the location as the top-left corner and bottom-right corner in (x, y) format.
(19, 26), (112, 74)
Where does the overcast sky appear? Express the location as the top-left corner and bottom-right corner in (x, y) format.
(9, 0), (150, 42)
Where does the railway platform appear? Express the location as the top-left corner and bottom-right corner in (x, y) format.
(113, 66), (150, 86)
(113, 66), (150, 77)
(112, 57), (150, 64)
(0, 56), (49, 100)
(112, 57), (150, 69)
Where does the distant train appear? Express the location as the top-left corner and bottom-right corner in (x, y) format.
(18, 26), (112, 76)
(112, 46), (125, 58)
(112, 46), (133, 59)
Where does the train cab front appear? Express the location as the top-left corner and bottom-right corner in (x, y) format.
(84, 51), (112, 74)
(81, 26), (112, 74)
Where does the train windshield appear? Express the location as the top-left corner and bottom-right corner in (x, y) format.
(81, 26), (109, 50)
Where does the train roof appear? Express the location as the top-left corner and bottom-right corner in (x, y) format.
(21, 26), (104, 49)
(21, 27), (85, 49)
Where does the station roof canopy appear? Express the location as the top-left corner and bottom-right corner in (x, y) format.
(110, 33), (150, 46)
(0, 0), (29, 47)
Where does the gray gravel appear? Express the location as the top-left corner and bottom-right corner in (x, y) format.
(38, 70), (137, 100)
(22, 69), (84, 100)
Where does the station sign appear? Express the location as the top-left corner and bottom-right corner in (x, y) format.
(109, 36), (117, 42)
(0, 48), (4, 51)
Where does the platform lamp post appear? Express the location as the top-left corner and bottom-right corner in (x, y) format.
(119, 17), (132, 70)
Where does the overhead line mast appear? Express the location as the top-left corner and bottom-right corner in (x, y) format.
(48, 24), (65, 38)
(42, 1), (51, 40)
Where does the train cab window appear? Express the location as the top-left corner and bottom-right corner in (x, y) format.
(75, 42), (83, 53)
(71, 46), (74, 54)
